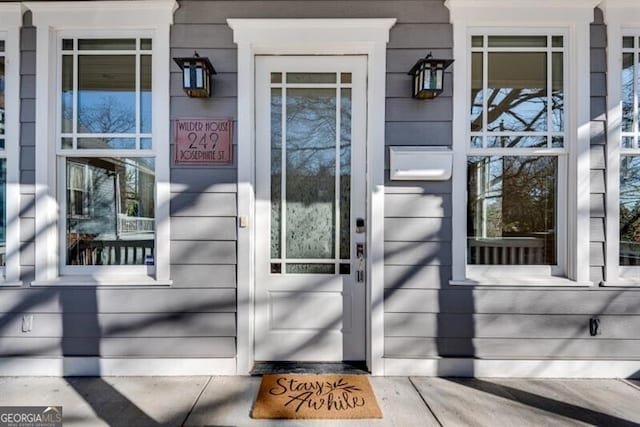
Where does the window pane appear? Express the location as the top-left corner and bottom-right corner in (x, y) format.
(488, 52), (547, 132)
(620, 156), (640, 265)
(471, 36), (483, 47)
(66, 157), (155, 266)
(78, 137), (135, 150)
(622, 53), (634, 133)
(340, 73), (352, 84)
(140, 138), (152, 150)
(140, 55), (152, 134)
(552, 36), (563, 48)
(467, 156), (557, 265)
(78, 55), (136, 134)
(140, 39), (152, 50)
(623, 36), (634, 49)
(62, 39), (73, 51)
(470, 52), (483, 132)
(470, 136), (483, 148)
(0, 57), (4, 139)
(61, 55), (73, 134)
(552, 52), (564, 131)
(285, 88), (336, 259)
(78, 39), (136, 50)
(0, 40), (5, 52)
(488, 36), (547, 48)
(486, 136), (547, 149)
(0, 160), (5, 267)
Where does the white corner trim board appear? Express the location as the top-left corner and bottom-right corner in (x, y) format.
(0, 3), (24, 285)
(384, 358), (640, 379)
(0, 358), (236, 377)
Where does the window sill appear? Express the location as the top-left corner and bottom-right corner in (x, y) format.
(600, 279), (640, 288)
(0, 281), (23, 287)
(30, 276), (172, 287)
(450, 271), (592, 287)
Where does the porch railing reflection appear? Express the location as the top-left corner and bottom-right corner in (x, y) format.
(68, 233), (153, 265)
(468, 237), (547, 265)
(620, 241), (640, 266)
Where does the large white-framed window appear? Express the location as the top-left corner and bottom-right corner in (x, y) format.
(602, 0), (640, 286)
(26, 1), (176, 285)
(0, 4), (22, 286)
(446, 0), (595, 286)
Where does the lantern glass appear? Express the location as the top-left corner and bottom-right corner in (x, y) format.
(182, 64), (191, 89)
(195, 64), (204, 89)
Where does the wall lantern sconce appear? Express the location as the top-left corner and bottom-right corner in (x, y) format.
(408, 53), (453, 99)
(173, 51), (217, 98)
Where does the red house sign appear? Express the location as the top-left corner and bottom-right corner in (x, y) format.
(175, 117), (233, 164)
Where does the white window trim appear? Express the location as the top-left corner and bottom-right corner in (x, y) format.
(227, 18), (395, 376)
(446, 0), (596, 286)
(25, 0), (177, 285)
(0, 3), (23, 286)
(601, 0), (640, 286)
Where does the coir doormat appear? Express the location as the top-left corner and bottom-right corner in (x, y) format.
(251, 374), (382, 419)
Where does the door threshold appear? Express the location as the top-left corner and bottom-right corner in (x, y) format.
(250, 361), (368, 376)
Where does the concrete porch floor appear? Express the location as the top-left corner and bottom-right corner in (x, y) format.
(1, 376), (639, 426)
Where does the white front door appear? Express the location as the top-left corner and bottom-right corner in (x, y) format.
(254, 56), (367, 362)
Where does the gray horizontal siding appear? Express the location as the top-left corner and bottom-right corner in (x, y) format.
(1, 313), (235, 338)
(0, 288), (236, 314)
(0, 337), (235, 358)
(385, 313), (640, 339)
(385, 337), (640, 359)
(384, 289), (640, 315)
(385, 194), (451, 218)
(170, 265), (236, 288)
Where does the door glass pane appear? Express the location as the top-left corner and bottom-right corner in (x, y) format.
(467, 156), (557, 265)
(66, 157), (155, 265)
(271, 88), (282, 258)
(285, 88), (336, 259)
(286, 73), (336, 84)
(620, 156), (640, 265)
(488, 52), (547, 132)
(286, 263), (335, 274)
(78, 55), (136, 134)
(340, 88), (351, 260)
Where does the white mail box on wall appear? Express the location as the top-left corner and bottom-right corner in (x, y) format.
(389, 146), (453, 181)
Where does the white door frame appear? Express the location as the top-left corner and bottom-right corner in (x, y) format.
(228, 18), (396, 375)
